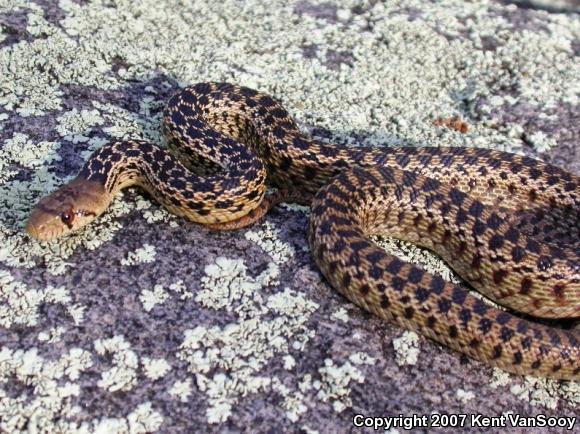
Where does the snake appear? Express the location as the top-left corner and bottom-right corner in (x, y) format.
(26, 82), (579, 380)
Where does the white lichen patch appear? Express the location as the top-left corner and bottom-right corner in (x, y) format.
(169, 279), (193, 300)
(80, 135), (110, 158)
(142, 208), (168, 224)
(139, 284), (169, 312)
(331, 307), (349, 323)
(0, 269), (73, 328)
(348, 352), (376, 366)
(558, 381), (580, 408)
(299, 373), (313, 394)
(509, 377), (580, 410)
(490, 368), (513, 389)
(93, 402), (163, 434)
(313, 358), (368, 413)
(133, 195), (175, 225)
(38, 326), (66, 344)
(1, 133), (61, 170)
(392, 331), (420, 366)
(244, 221), (295, 265)
(0, 164), (18, 185)
(142, 357), (171, 381)
(271, 377), (308, 423)
(169, 378), (192, 403)
(0, 5), (117, 116)
(278, 202), (310, 215)
(0, 346), (94, 433)
(283, 355), (296, 370)
(134, 196), (153, 211)
(297, 356), (375, 415)
(456, 388), (475, 404)
(56, 107), (105, 138)
(121, 243), (157, 266)
(67, 303), (86, 326)
(490, 368), (580, 409)
(197, 256), (279, 315)
(525, 131), (558, 153)
(95, 335), (139, 393)
(92, 101), (164, 145)
(179, 255), (318, 423)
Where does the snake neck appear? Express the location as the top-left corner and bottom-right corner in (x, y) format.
(78, 139), (267, 225)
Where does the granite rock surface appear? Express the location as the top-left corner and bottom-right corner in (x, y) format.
(0, 1), (578, 433)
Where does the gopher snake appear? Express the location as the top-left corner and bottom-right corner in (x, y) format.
(27, 83), (579, 380)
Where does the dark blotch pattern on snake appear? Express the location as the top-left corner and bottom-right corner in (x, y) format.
(27, 82), (580, 379)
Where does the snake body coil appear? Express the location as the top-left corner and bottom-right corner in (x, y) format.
(27, 83), (579, 379)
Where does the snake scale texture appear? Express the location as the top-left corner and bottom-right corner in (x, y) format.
(27, 83), (579, 380)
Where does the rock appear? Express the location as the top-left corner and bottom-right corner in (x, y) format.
(0, 1), (578, 432)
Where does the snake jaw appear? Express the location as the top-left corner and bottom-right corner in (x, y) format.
(26, 177), (109, 241)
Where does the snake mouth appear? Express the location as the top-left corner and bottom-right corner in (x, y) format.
(25, 219), (54, 241)
(25, 208), (64, 241)
(25, 221), (39, 240)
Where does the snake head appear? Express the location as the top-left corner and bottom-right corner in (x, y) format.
(26, 177), (108, 241)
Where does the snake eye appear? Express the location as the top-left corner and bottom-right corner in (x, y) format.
(61, 211), (74, 225)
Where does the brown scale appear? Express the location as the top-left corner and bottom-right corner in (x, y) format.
(26, 83), (579, 379)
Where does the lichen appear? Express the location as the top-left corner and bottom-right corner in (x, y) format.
(38, 326), (66, 344)
(168, 279), (193, 300)
(1, 133), (60, 169)
(525, 131), (558, 152)
(244, 221), (295, 265)
(179, 255), (318, 423)
(0, 269), (71, 328)
(510, 377), (580, 410)
(56, 108), (105, 138)
(490, 367), (580, 409)
(456, 388), (475, 403)
(139, 284), (168, 312)
(0, 346), (94, 433)
(95, 335), (139, 393)
(169, 379), (193, 403)
(121, 244), (157, 266)
(331, 307), (349, 323)
(142, 357), (171, 381)
(392, 330), (420, 367)
(271, 377), (308, 422)
(312, 358), (368, 413)
(95, 402), (163, 434)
